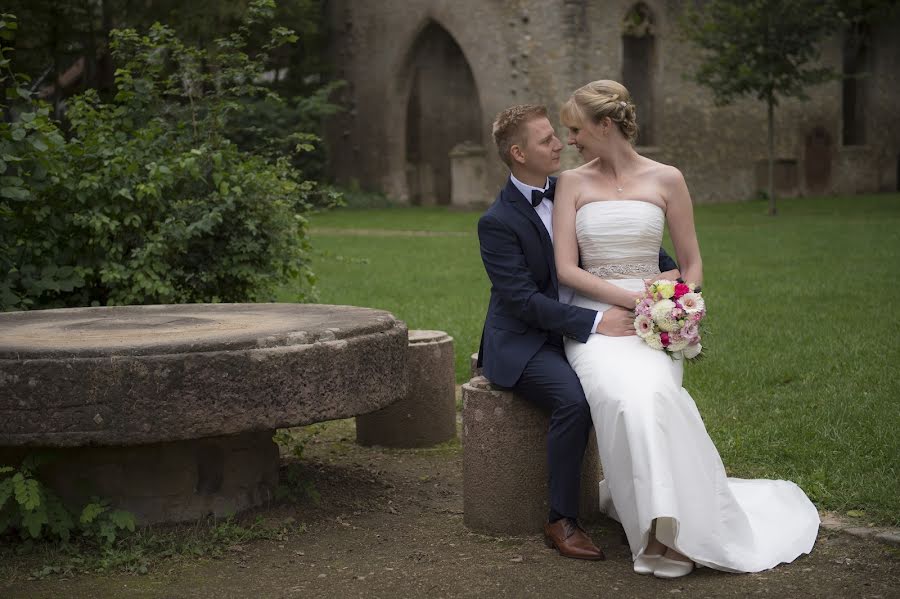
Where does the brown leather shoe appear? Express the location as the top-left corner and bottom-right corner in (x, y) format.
(543, 518), (606, 561)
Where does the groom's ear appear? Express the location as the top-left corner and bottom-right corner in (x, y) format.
(510, 144), (527, 165)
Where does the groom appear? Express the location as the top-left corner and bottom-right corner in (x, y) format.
(476, 104), (677, 560)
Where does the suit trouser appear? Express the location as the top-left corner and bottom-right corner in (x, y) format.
(512, 342), (592, 521)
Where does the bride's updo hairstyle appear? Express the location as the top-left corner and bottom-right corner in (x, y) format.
(560, 80), (639, 144)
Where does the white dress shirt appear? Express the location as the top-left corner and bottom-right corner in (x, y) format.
(509, 174), (603, 332)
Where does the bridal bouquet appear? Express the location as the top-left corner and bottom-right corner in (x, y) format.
(633, 280), (705, 359)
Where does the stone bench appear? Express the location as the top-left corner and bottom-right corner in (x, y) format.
(356, 330), (456, 448)
(0, 303), (408, 524)
(462, 374), (602, 535)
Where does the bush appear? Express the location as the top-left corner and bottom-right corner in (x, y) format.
(0, 455), (135, 544)
(0, 2), (338, 311)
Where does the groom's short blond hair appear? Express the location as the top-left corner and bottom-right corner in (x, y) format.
(492, 104), (548, 167)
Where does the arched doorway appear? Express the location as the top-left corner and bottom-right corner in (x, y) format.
(405, 22), (482, 205)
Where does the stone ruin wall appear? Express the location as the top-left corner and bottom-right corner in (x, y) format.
(326, 0), (900, 204)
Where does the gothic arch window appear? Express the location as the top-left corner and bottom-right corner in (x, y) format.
(622, 3), (657, 146)
(842, 23), (871, 146)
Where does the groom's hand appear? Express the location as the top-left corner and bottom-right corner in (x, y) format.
(596, 306), (637, 336)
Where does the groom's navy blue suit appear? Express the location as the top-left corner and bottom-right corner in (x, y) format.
(476, 175), (677, 521)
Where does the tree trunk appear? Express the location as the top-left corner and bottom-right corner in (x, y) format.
(767, 96), (777, 216)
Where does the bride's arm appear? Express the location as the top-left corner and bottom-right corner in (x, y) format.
(553, 172), (643, 308)
(662, 167), (703, 286)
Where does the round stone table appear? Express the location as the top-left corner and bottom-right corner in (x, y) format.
(0, 303), (408, 524)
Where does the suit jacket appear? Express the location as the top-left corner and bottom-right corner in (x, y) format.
(476, 176), (678, 388)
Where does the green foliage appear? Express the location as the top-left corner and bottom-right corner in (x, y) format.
(0, 3), (329, 311)
(226, 81), (345, 195)
(0, 513), (305, 580)
(273, 425), (323, 504)
(78, 498), (136, 545)
(680, 0), (838, 107)
(0, 455), (72, 543)
(679, 0), (846, 214)
(276, 463), (321, 505)
(3, 0), (332, 99)
(0, 455), (134, 547)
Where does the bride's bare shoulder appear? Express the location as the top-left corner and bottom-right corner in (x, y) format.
(556, 167), (587, 191)
(558, 160), (598, 183)
(641, 157), (685, 186)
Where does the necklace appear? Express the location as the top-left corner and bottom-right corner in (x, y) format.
(616, 185), (624, 193)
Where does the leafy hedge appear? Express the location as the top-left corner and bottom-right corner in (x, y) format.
(0, 1), (337, 311)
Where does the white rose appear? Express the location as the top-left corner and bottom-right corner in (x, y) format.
(651, 299), (679, 332)
(645, 333), (664, 350)
(667, 336), (689, 352)
(683, 342), (703, 359)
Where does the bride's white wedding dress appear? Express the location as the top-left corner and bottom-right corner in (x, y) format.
(564, 201), (819, 573)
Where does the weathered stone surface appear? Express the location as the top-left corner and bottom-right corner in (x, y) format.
(327, 1), (900, 203)
(0, 431), (279, 524)
(462, 376), (601, 535)
(0, 304), (408, 447)
(449, 142), (488, 209)
(470, 352), (481, 378)
(356, 330), (456, 448)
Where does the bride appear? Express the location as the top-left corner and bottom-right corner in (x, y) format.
(552, 80), (820, 578)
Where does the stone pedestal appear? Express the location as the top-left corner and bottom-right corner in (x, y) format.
(449, 142), (488, 209)
(470, 352), (481, 377)
(0, 431), (278, 524)
(462, 376), (602, 535)
(356, 330), (456, 448)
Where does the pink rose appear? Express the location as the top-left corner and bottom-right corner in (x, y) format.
(636, 298), (654, 316)
(660, 332), (670, 347)
(673, 283), (691, 299)
(681, 321), (699, 339)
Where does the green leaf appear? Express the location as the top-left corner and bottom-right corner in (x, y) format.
(79, 501), (107, 524)
(12, 474), (41, 511)
(109, 509), (135, 531)
(98, 520), (117, 543)
(28, 137), (48, 152)
(44, 493), (74, 542)
(0, 187), (29, 200)
(0, 477), (13, 509)
(21, 508), (49, 538)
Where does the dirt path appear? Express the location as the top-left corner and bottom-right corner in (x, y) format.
(3, 420), (898, 598)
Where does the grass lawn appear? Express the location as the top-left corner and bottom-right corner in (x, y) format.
(278, 194), (900, 526)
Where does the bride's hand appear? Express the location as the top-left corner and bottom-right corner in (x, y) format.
(658, 269), (681, 281)
(630, 289), (645, 305)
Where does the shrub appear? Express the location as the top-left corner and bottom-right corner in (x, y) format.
(0, 2), (337, 311)
(0, 455), (134, 544)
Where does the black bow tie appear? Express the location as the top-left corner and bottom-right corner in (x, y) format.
(530, 180), (556, 207)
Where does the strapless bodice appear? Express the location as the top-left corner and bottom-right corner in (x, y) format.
(575, 201), (665, 279)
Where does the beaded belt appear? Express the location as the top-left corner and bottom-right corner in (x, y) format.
(586, 261), (659, 279)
